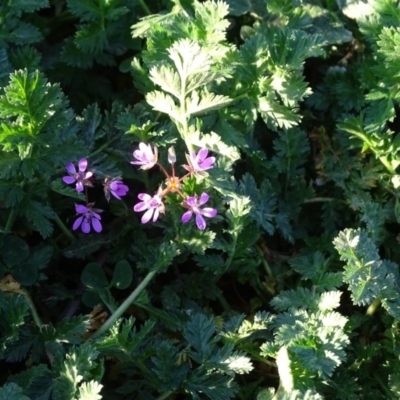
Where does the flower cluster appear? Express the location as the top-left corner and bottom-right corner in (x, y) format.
(62, 159), (128, 233)
(61, 145), (217, 234)
(131, 143), (217, 230)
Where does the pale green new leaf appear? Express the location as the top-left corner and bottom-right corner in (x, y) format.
(318, 291), (342, 312)
(77, 381), (103, 400)
(168, 39), (213, 83)
(149, 65), (181, 99)
(146, 90), (180, 121)
(194, 0), (230, 43)
(189, 130), (240, 162)
(185, 91), (232, 116)
(221, 350), (253, 375)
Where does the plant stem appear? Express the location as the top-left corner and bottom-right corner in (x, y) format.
(374, 371), (397, 399)
(155, 391), (173, 400)
(4, 208), (15, 233)
(255, 245), (273, 277)
(53, 213), (76, 242)
(137, 0), (152, 15)
(23, 291), (42, 330)
(217, 292), (231, 313)
(91, 270), (157, 339)
(88, 137), (119, 158)
(366, 298), (381, 316)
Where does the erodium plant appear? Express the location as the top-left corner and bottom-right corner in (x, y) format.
(2, 0), (400, 399)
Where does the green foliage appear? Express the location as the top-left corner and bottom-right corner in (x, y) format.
(3, 0), (400, 398)
(334, 228), (400, 318)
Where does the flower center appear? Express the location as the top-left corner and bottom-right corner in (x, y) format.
(167, 176), (181, 192)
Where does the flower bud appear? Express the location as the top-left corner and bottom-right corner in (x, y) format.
(168, 146), (176, 165)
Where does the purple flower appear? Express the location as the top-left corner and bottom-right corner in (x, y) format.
(183, 148), (216, 176)
(104, 178), (129, 201)
(131, 143), (158, 170)
(63, 159), (93, 192)
(134, 193), (165, 224)
(181, 193), (217, 230)
(72, 204), (102, 233)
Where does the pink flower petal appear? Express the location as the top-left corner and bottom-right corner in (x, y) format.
(198, 193), (209, 205)
(195, 214), (206, 230)
(81, 219), (91, 233)
(186, 196), (197, 207)
(152, 207), (160, 222)
(138, 193), (151, 201)
(75, 204), (88, 213)
(72, 216), (83, 231)
(141, 208), (154, 223)
(197, 148), (209, 162)
(76, 181), (84, 192)
(202, 207), (217, 218)
(182, 210), (193, 223)
(134, 202), (149, 212)
(66, 162), (76, 174)
(78, 159), (88, 172)
(200, 157), (215, 169)
(92, 218), (102, 233)
(63, 176), (76, 184)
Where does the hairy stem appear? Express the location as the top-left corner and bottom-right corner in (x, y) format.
(366, 298), (381, 316)
(4, 208), (15, 233)
(53, 213), (76, 242)
(155, 392), (173, 400)
(91, 270), (157, 339)
(23, 291), (42, 330)
(137, 0), (152, 15)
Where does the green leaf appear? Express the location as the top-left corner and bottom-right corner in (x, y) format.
(224, 0), (266, 17)
(0, 383), (30, 400)
(333, 229), (394, 308)
(51, 180), (86, 201)
(19, 199), (54, 239)
(8, 0), (48, 16)
(81, 262), (109, 289)
(96, 318), (155, 359)
(185, 91), (232, 116)
(184, 314), (217, 362)
(63, 236), (111, 259)
(111, 260), (132, 289)
(0, 236), (29, 268)
(0, 69), (66, 139)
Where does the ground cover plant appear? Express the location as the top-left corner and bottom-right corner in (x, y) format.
(2, 0), (400, 398)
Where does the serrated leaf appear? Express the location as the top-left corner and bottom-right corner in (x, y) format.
(0, 69), (66, 137)
(19, 199), (54, 239)
(185, 91), (232, 116)
(146, 91), (180, 121)
(225, 0), (266, 17)
(63, 236), (111, 259)
(184, 314), (217, 362)
(51, 180), (86, 201)
(149, 65), (181, 99)
(0, 383), (30, 400)
(77, 381), (103, 400)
